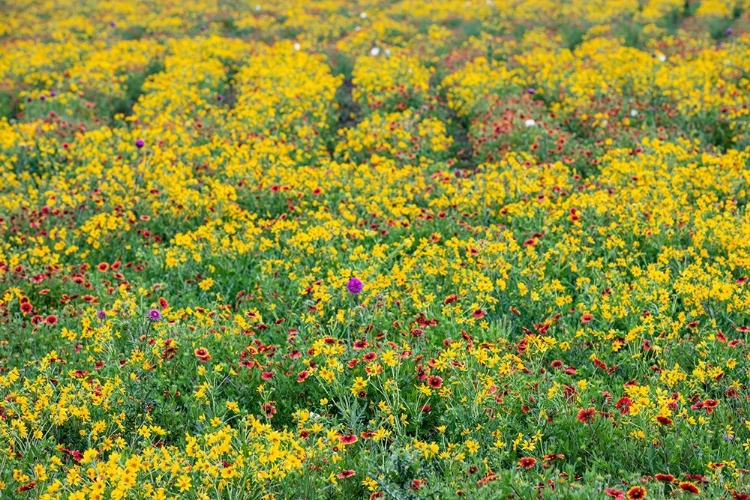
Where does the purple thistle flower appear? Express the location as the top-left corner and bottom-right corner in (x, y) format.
(347, 277), (363, 295)
(50, 90), (57, 97)
(135, 138), (145, 149)
(96, 310), (107, 320)
(725, 27), (733, 36)
(148, 309), (161, 321)
(527, 88), (535, 95)
(217, 94), (223, 101)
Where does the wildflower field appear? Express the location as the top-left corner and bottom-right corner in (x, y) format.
(2, 0), (750, 498)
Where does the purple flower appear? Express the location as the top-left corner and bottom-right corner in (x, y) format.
(148, 309), (161, 321)
(96, 310), (107, 320)
(725, 27), (733, 36)
(39, 95), (46, 101)
(135, 138), (145, 149)
(49, 90), (57, 97)
(217, 94), (223, 101)
(109, 21), (116, 28)
(347, 277), (363, 295)
(527, 88), (535, 95)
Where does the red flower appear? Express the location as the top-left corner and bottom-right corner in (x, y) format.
(577, 408), (596, 424)
(340, 434), (358, 445)
(518, 457), (536, 469)
(194, 347), (211, 363)
(702, 399), (719, 414)
(159, 297), (169, 309)
(297, 370), (310, 382)
(353, 339), (368, 350)
(443, 294), (459, 305)
(20, 302), (33, 314)
(615, 396), (632, 414)
(627, 486), (646, 499)
(17, 482), (36, 493)
(428, 376), (443, 389)
(97, 262), (109, 272)
(261, 402), (276, 418)
(655, 474), (674, 482)
(656, 415), (673, 426)
(45, 315), (58, 326)
(679, 482), (700, 494)
(337, 469), (355, 479)
(472, 309), (486, 319)
(581, 313), (593, 324)
(363, 352), (376, 362)
(261, 371), (274, 380)
(604, 488), (625, 500)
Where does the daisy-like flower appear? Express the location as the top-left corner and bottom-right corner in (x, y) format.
(518, 457), (536, 469)
(577, 408), (596, 424)
(194, 347), (211, 363)
(148, 309), (161, 321)
(627, 486), (646, 499)
(340, 434), (358, 445)
(337, 470), (355, 479)
(655, 474), (674, 483)
(656, 415), (673, 426)
(605, 488), (625, 500)
(427, 376), (443, 389)
(679, 482), (700, 494)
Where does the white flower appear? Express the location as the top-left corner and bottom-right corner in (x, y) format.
(360, 12), (367, 18)
(601, 120), (608, 127)
(293, 43), (301, 51)
(255, 4), (261, 11)
(384, 48), (391, 56)
(355, 25), (361, 31)
(524, 119), (536, 127)
(657, 53), (666, 62)
(370, 47), (380, 56)
(630, 109), (638, 117)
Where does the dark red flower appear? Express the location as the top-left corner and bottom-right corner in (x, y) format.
(655, 473), (674, 482)
(656, 415), (673, 425)
(194, 347), (211, 363)
(428, 376), (443, 389)
(577, 408), (596, 424)
(337, 469), (355, 479)
(518, 457), (536, 469)
(679, 482), (700, 494)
